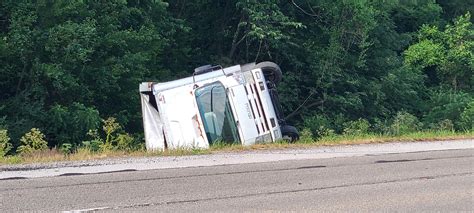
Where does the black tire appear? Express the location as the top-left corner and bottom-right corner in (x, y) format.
(281, 125), (299, 143)
(255, 61), (283, 85)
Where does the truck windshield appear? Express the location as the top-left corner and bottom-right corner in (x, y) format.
(195, 82), (240, 145)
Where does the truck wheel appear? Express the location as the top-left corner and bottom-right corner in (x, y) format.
(281, 125), (299, 143)
(255, 61), (282, 85)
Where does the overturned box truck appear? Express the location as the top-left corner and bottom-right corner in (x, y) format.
(139, 62), (299, 150)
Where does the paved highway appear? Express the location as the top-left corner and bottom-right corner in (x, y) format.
(1, 148), (472, 212)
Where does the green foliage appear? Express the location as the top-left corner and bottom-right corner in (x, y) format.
(380, 67), (427, 116)
(231, 0), (302, 60)
(303, 115), (336, 138)
(59, 143), (73, 155)
(389, 112), (422, 135)
(298, 128), (314, 143)
(404, 12), (473, 91)
(47, 103), (101, 146)
(343, 119), (370, 136)
(423, 90), (472, 130)
(0, 1), (472, 155)
(432, 119), (455, 132)
(405, 39), (444, 67)
(102, 117), (121, 150)
(81, 129), (104, 152)
(18, 128), (48, 155)
(0, 114), (6, 129)
(390, 0), (442, 33)
(0, 0), (176, 149)
(80, 117), (138, 152)
(115, 133), (135, 151)
(458, 101), (474, 130)
(0, 129), (12, 157)
(437, 0), (474, 21)
(84, 117), (137, 151)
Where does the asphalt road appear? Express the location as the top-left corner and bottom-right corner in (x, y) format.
(1, 148), (473, 212)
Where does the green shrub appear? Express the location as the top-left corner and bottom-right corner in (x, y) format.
(319, 127), (335, 137)
(0, 129), (12, 157)
(81, 139), (104, 152)
(99, 141), (114, 152)
(372, 118), (390, 134)
(298, 128), (314, 143)
(431, 119), (454, 131)
(423, 90), (472, 130)
(303, 115), (335, 138)
(47, 103), (101, 147)
(81, 117), (139, 152)
(343, 119), (370, 136)
(458, 101), (474, 130)
(81, 129), (104, 152)
(102, 117), (121, 150)
(0, 115), (6, 129)
(115, 133), (134, 151)
(388, 112), (421, 135)
(18, 128), (49, 155)
(130, 133), (146, 151)
(59, 143), (73, 155)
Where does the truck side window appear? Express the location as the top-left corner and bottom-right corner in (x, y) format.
(195, 82), (240, 145)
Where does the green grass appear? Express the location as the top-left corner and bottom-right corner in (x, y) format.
(0, 130), (472, 165)
(207, 130), (473, 152)
(314, 130), (473, 145)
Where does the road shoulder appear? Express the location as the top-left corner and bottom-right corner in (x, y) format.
(0, 139), (472, 179)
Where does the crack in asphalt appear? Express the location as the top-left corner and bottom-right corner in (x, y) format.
(375, 158), (436, 163)
(0, 176), (28, 180)
(58, 169), (138, 177)
(296, 165), (326, 169)
(88, 172), (473, 211)
(1, 154), (472, 191)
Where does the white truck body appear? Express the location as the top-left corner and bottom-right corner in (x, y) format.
(140, 63), (290, 150)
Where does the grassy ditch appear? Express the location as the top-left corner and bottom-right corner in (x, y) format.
(0, 130), (472, 165)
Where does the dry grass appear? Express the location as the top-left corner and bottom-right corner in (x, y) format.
(0, 130), (472, 165)
(0, 149), (65, 165)
(0, 147), (212, 165)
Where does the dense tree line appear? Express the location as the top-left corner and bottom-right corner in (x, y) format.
(0, 0), (472, 153)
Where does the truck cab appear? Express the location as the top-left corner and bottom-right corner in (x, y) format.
(139, 62), (298, 150)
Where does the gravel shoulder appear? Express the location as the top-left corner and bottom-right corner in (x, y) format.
(0, 139), (472, 179)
